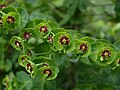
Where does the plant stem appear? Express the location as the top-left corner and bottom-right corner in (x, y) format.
(41, 77), (45, 90)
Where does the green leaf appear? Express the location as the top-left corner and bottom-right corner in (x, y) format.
(33, 56), (58, 69)
(2, 6), (18, 14)
(79, 36), (95, 44)
(52, 52), (66, 66)
(31, 74), (45, 90)
(80, 57), (92, 65)
(16, 71), (32, 90)
(91, 42), (107, 51)
(16, 71), (31, 83)
(17, 7), (28, 28)
(52, 28), (66, 34)
(66, 52), (79, 62)
(113, 39), (120, 51)
(15, 71), (45, 90)
(66, 30), (82, 39)
(59, 0), (78, 25)
(28, 37), (36, 45)
(89, 51), (99, 64)
(4, 59), (12, 72)
(47, 20), (59, 30)
(25, 21), (36, 28)
(52, 0), (64, 7)
(33, 42), (51, 55)
(97, 39), (114, 48)
(33, 18), (44, 26)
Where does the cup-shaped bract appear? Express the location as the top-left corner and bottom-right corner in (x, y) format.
(33, 56), (59, 80)
(10, 36), (24, 50)
(53, 32), (75, 53)
(2, 12), (20, 30)
(89, 41), (110, 63)
(75, 39), (91, 57)
(25, 60), (37, 74)
(18, 55), (37, 78)
(18, 55), (30, 67)
(19, 28), (35, 40)
(96, 47), (117, 66)
(38, 66), (59, 80)
(19, 28), (36, 45)
(34, 22), (51, 39)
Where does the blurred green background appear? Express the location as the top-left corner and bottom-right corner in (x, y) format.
(1, 0), (120, 90)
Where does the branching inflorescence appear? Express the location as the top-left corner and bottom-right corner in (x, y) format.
(1, 5), (120, 82)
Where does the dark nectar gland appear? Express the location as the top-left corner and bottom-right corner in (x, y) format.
(43, 69), (52, 78)
(40, 26), (48, 33)
(79, 43), (88, 52)
(6, 16), (15, 24)
(59, 36), (70, 45)
(101, 50), (111, 58)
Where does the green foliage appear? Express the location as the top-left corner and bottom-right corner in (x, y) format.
(1, 0), (120, 90)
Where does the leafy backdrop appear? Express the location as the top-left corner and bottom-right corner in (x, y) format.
(1, 0), (120, 90)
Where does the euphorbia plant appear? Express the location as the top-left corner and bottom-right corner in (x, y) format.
(1, 2), (120, 90)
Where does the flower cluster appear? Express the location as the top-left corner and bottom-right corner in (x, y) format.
(1, 5), (119, 82)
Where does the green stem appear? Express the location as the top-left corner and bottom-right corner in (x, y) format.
(36, 63), (43, 66)
(41, 77), (45, 90)
(0, 11), (6, 15)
